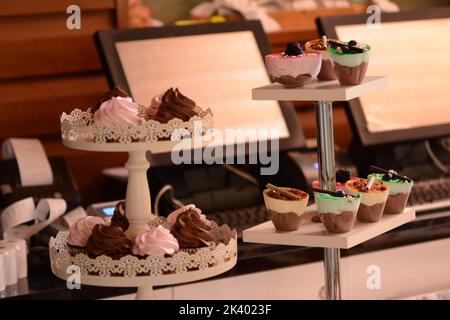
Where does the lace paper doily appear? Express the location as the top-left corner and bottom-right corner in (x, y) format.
(60, 107), (214, 144)
(49, 218), (237, 278)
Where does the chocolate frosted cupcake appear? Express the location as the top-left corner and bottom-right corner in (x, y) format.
(110, 201), (129, 231)
(170, 209), (214, 249)
(86, 224), (132, 259)
(147, 88), (203, 123)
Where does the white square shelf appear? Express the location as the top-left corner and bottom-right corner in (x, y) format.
(252, 76), (388, 101)
(243, 206), (415, 249)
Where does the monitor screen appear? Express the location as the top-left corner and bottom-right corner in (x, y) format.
(335, 18), (450, 133)
(318, 8), (450, 145)
(114, 31), (290, 151)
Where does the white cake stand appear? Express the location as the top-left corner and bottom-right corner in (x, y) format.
(50, 109), (237, 299)
(244, 76), (415, 300)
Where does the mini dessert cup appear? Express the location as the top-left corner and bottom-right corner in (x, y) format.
(345, 178), (389, 223)
(265, 52), (322, 87)
(305, 38), (336, 81)
(328, 41), (371, 85)
(368, 173), (414, 214)
(315, 192), (361, 233)
(263, 187), (309, 231)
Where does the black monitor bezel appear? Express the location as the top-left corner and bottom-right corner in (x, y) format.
(94, 20), (306, 166)
(317, 7), (450, 146)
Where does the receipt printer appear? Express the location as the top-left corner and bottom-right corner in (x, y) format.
(0, 139), (81, 211)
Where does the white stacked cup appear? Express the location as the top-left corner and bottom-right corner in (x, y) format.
(0, 239), (27, 279)
(0, 246), (17, 287)
(0, 239), (27, 288)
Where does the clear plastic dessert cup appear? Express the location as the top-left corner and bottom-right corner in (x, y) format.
(265, 52), (322, 88)
(315, 192), (361, 233)
(263, 187), (309, 232)
(368, 173), (414, 214)
(328, 44), (371, 85)
(345, 178), (389, 223)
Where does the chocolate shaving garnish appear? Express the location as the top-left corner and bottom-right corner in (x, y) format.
(266, 183), (301, 200)
(370, 165), (412, 182)
(328, 39), (364, 53)
(312, 188), (350, 198)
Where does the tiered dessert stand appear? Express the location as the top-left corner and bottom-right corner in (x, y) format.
(243, 76), (416, 300)
(49, 109), (237, 300)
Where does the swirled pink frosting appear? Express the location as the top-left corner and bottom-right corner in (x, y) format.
(166, 204), (208, 228)
(67, 216), (105, 247)
(93, 96), (142, 127)
(132, 226), (179, 257)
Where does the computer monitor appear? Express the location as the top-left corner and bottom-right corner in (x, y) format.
(318, 7), (450, 146)
(95, 21), (305, 165)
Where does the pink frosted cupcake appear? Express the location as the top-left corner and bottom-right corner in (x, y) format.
(132, 226), (179, 257)
(67, 216), (105, 256)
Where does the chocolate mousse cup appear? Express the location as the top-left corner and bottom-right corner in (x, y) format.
(328, 43), (371, 85)
(315, 192), (361, 233)
(345, 178), (389, 223)
(305, 39), (336, 81)
(368, 173), (414, 214)
(263, 188), (309, 232)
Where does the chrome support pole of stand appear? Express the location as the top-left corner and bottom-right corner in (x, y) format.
(315, 101), (341, 300)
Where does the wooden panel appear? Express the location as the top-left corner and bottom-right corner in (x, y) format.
(0, 11), (115, 41)
(0, 12), (116, 79)
(115, 0), (129, 29)
(0, 0), (116, 17)
(0, 74), (109, 138)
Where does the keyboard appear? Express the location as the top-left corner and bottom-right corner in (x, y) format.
(408, 176), (450, 212)
(207, 205), (270, 239)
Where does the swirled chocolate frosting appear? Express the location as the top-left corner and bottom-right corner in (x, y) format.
(110, 201), (129, 231)
(86, 224), (132, 259)
(170, 209), (214, 249)
(91, 87), (129, 113)
(148, 88), (201, 123)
